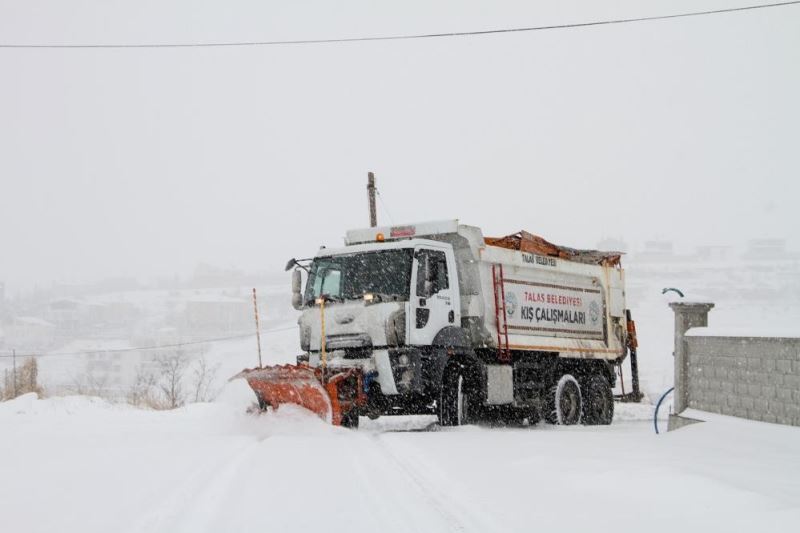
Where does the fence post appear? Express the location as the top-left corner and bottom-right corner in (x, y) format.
(12, 349), (17, 398)
(669, 301), (714, 413)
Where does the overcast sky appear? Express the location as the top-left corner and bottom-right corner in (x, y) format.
(1, 0), (798, 292)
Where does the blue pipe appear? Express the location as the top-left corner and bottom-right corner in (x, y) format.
(661, 287), (684, 298)
(654, 387), (674, 434)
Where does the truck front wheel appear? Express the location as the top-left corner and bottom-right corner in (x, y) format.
(544, 374), (582, 425)
(439, 364), (474, 427)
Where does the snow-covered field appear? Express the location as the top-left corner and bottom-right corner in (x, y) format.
(2, 384), (799, 533)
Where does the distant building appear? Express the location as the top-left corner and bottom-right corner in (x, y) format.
(644, 241), (673, 255)
(50, 339), (142, 398)
(48, 298), (83, 332)
(6, 316), (56, 349)
(46, 297), (141, 337)
(693, 245), (732, 261)
(634, 240), (676, 262)
(744, 239), (790, 259)
(191, 263), (249, 289)
(93, 301), (141, 329)
(183, 294), (251, 334)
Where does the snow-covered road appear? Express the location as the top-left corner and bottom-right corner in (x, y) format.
(2, 386), (799, 533)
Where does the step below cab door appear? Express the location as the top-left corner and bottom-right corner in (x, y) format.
(409, 246), (460, 346)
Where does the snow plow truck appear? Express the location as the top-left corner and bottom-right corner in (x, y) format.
(238, 220), (639, 428)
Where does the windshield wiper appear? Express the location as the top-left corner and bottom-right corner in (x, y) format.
(366, 292), (405, 303)
(302, 294), (345, 306)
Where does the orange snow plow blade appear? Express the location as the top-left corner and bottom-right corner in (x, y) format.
(234, 364), (365, 426)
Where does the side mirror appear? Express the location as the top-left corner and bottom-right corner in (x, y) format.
(285, 258), (298, 272)
(291, 269), (303, 310)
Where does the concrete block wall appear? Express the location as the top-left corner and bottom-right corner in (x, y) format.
(670, 302), (800, 427)
(685, 336), (800, 426)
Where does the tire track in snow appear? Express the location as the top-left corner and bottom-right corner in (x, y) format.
(348, 432), (469, 533)
(168, 440), (261, 533)
(345, 438), (430, 533)
(359, 432), (503, 533)
(123, 439), (259, 533)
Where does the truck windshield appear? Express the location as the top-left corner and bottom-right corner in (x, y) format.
(304, 249), (413, 304)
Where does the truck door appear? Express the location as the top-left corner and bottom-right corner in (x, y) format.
(409, 247), (460, 346)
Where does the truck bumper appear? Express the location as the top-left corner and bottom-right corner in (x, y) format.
(301, 346), (431, 399)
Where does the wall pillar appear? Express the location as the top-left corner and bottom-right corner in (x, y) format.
(669, 301), (714, 413)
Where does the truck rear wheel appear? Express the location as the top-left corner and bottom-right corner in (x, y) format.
(439, 364), (474, 427)
(544, 374), (582, 425)
(582, 375), (614, 425)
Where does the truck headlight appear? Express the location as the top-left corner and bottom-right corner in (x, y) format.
(385, 309), (406, 346)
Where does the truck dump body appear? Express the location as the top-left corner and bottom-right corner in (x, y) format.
(478, 241), (627, 360)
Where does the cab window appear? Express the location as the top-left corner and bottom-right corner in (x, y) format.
(416, 250), (448, 296)
(312, 266), (341, 299)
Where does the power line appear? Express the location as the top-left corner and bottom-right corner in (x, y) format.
(376, 190), (395, 225)
(0, 325), (298, 359)
(1, 1), (797, 49)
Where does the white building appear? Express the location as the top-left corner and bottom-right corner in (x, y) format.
(5, 316), (56, 350)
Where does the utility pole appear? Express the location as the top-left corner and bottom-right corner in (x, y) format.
(367, 172), (377, 227)
(12, 349), (17, 398)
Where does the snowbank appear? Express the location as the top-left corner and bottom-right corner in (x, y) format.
(0, 392), (124, 417)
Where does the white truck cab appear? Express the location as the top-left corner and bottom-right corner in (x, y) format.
(290, 220), (637, 426)
(296, 237), (460, 396)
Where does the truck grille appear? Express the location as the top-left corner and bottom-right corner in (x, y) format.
(325, 334), (372, 353)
